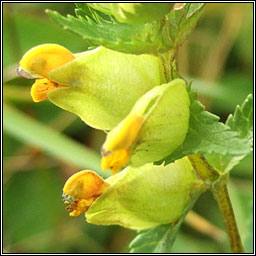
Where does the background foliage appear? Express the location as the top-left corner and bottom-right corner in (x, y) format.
(3, 3), (253, 253)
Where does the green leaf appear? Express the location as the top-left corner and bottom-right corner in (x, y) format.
(89, 3), (175, 25)
(205, 94), (253, 174)
(156, 91), (252, 167)
(129, 185), (203, 253)
(167, 3), (205, 48)
(75, 3), (115, 24)
(46, 9), (168, 55)
(3, 103), (109, 178)
(186, 74), (253, 113)
(226, 94), (253, 139)
(130, 224), (175, 253)
(186, 3), (205, 18)
(46, 3), (205, 55)
(85, 3), (113, 16)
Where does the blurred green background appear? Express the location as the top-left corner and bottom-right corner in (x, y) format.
(3, 3), (253, 253)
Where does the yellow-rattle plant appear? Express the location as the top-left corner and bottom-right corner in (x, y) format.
(15, 3), (251, 254)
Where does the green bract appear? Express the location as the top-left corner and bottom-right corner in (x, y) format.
(86, 157), (196, 229)
(88, 3), (175, 24)
(47, 47), (165, 130)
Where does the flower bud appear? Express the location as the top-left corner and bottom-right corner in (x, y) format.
(88, 3), (175, 24)
(18, 44), (165, 130)
(86, 157), (197, 230)
(101, 78), (190, 173)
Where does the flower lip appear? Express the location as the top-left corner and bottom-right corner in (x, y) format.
(30, 78), (68, 102)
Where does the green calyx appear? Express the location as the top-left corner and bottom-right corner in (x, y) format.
(86, 157), (197, 229)
(47, 46), (165, 130)
(130, 79), (191, 166)
(101, 78), (190, 173)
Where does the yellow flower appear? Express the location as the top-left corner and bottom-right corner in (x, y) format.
(18, 44), (74, 102)
(18, 44), (165, 130)
(62, 170), (110, 217)
(101, 79), (190, 174)
(62, 158), (199, 230)
(101, 114), (143, 174)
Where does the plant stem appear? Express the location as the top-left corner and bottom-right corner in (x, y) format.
(212, 181), (244, 253)
(188, 154), (244, 253)
(159, 50), (175, 82)
(188, 154), (219, 183)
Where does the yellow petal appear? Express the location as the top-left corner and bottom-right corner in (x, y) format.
(31, 78), (67, 102)
(101, 149), (130, 174)
(63, 170), (110, 217)
(101, 114), (143, 173)
(19, 44), (75, 78)
(104, 115), (143, 151)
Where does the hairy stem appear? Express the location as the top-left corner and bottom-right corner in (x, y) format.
(188, 154), (219, 182)
(188, 154), (244, 253)
(212, 181), (244, 253)
(159, 50), (175, 82)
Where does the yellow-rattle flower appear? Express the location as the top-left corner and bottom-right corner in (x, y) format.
(101, 79), (190, 174)
(18, 44), (74, 102)
(18, 44), (165, 130)
(62, 158), (198, 230)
